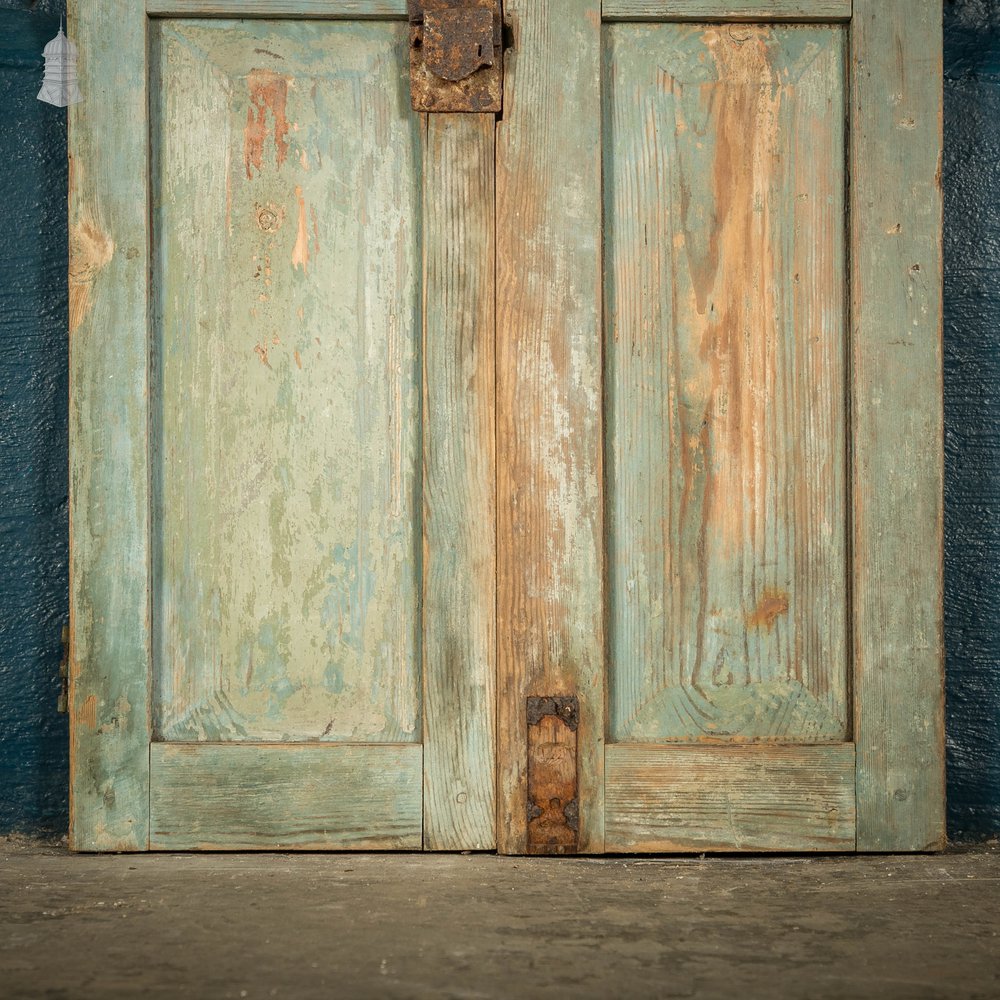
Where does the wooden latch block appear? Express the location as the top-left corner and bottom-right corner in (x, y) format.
(409, 0), (503, 113)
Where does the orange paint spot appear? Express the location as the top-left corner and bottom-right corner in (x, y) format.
(254, 342), (272, 368)
(243, 69), (291, 180)
(294, 349), (302, 370)
(746, 590), (790, 631)
(292, 185), (310, 272)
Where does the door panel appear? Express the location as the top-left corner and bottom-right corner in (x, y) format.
(152, 19), (422, 745)
(70, 1), (496, 851)
(605, 743), (855, 852)
(149, 743), (421, 850)
(604, 23), (848, 744)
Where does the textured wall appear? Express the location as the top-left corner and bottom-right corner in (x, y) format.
(0, 0), (998, 838)
(943, 0), (1000, 839)
(0, 0), (69, 836)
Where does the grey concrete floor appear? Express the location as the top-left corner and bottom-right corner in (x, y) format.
(1, 838), (999, 1000)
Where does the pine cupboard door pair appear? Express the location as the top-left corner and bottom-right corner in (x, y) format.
(69, 0), (944, 854)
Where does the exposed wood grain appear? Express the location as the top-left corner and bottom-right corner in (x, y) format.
(68, 0), (151, 852)
(602, 0), (851, 21)
(147, 0), (407, 16)
(604, 24), (848, 744)
(149, 743), (422, 849)
(495, 0), (605, 855)
(606, 744), (856, 851)
(151, 21), (423, 745)
(851, 0), (945, 851)
(422, 114), (496, 851)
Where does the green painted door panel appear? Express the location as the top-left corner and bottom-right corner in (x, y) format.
(604, 23), (849, 744)
(151, 20), (422, 744)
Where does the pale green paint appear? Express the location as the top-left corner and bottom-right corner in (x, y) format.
(421, 116), (497, 851)
(851, 0), (946, 851)
(602, 0), (852, 20)
(151, 20), (423, 744)
(605, 743), (856, 852)
(68, 0), (152, 851)
(604, 24), (848, 743)
(148, 0), (407, 15)
(150, 743), (422, 849)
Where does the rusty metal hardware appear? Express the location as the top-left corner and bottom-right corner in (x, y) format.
(57, 624), (69, 714)
(409, 0), (503, 113)
(526, 695), (579, 855)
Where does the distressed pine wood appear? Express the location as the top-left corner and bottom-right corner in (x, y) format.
(606, 744), (856, 852)
(602, 0), (851, 20)
(68, 1), (151, 852)
(422, 115), (496, 850)
(495, 0), (605, 855)
(851, 0), (945, 851)
(151, 20), (423, 744)
(149, 743), (422, 849)
(604, 24), (848, 744)
(147, 0), (407, 16)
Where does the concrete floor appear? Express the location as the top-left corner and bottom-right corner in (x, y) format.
(1, 838), (999, 1000)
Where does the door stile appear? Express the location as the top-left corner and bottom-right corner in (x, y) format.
(495, 0), (606, 855)
(421, 113), (498, 851)
(850, 0), (945, 852)
(68, 1), (152, 852)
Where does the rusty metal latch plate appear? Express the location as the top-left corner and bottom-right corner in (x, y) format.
(409, 0), (503, 113)
(526, 695), (579, 855)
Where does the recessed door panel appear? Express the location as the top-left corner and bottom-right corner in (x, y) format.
(151, 20), (422, 744)
(604, 23), (848, 744)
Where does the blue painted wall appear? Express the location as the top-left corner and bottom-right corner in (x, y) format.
(0, 0), (69, 836)
(943, 0), (1000, 839)
(0, 0), (998, 839)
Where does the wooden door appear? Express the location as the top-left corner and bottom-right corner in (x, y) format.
(70, 0), (943, 854)
(69, 1), (495, 851)
(495, 0), (944, 855)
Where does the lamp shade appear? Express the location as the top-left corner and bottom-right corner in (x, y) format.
(38, 27), (83, 107)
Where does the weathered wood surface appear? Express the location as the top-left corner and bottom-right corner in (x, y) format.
(606, 744), (856, 851)
(604, 24), (848, 744)
(68, 0), (152, 852)
(422, 114), (496, 851)
(147, 0), (407, 16)
(495, 0), (605, 855)
(602, 0), (851, 20)
(851, 0), (945, 851)
(149, 743), (422, 849)
(151, 21), (423, 744)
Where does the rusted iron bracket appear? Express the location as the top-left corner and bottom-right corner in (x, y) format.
(409, 0), (503, 113)
(526, 695), (579, 855)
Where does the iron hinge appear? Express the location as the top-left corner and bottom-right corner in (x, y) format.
(409, 0), (503, 113)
